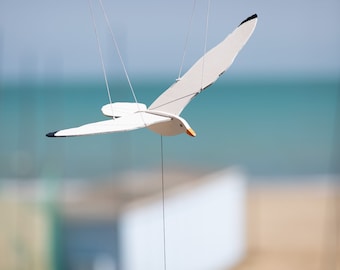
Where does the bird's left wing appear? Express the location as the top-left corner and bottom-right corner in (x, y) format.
(148, 14), (257, 116)
(46, 112), (170, 137)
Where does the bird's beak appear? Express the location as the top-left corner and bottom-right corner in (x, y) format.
(186, 128), (196, 137)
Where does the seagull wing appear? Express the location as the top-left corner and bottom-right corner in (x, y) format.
(46, 112), (170, 137)
(148, 14), (258, 115)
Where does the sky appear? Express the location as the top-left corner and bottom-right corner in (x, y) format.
(0, 0), (339, 80)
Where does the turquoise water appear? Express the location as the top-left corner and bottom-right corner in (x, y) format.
(0, 77), (339, 179)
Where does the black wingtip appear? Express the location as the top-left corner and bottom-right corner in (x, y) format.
(239, 14), (258, 26)
(46, 131), (58, 137)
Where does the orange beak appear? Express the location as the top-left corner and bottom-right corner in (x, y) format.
(186, 128), (196, 137)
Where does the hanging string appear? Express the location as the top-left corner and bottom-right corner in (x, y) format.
(177, 0), (197, 80)
(88, 0), (115, 118)
(160, 135), (167, 270)
(97, 0), (139, 106)
(200, 0), (211, 91)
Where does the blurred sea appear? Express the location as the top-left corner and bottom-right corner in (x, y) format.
(0, 76), (339, 180)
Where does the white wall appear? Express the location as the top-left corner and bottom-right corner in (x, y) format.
(119, 168), (246, 270)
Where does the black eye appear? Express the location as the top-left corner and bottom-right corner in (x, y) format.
(180, 124), (183, 127)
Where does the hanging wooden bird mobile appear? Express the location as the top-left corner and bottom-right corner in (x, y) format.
(47, 14), (257, 138)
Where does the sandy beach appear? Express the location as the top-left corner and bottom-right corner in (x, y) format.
(234, 178), (340, 270)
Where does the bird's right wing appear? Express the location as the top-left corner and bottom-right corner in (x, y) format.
(46, 112), (170, 137)
(148, 14), (258, 115)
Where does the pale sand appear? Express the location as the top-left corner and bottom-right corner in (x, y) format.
(233, 180), (340, 270)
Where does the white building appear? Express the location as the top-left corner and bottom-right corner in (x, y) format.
(61, 167), (247, 270)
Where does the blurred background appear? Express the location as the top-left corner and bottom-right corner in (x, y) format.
(0, 0), (339, 269)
